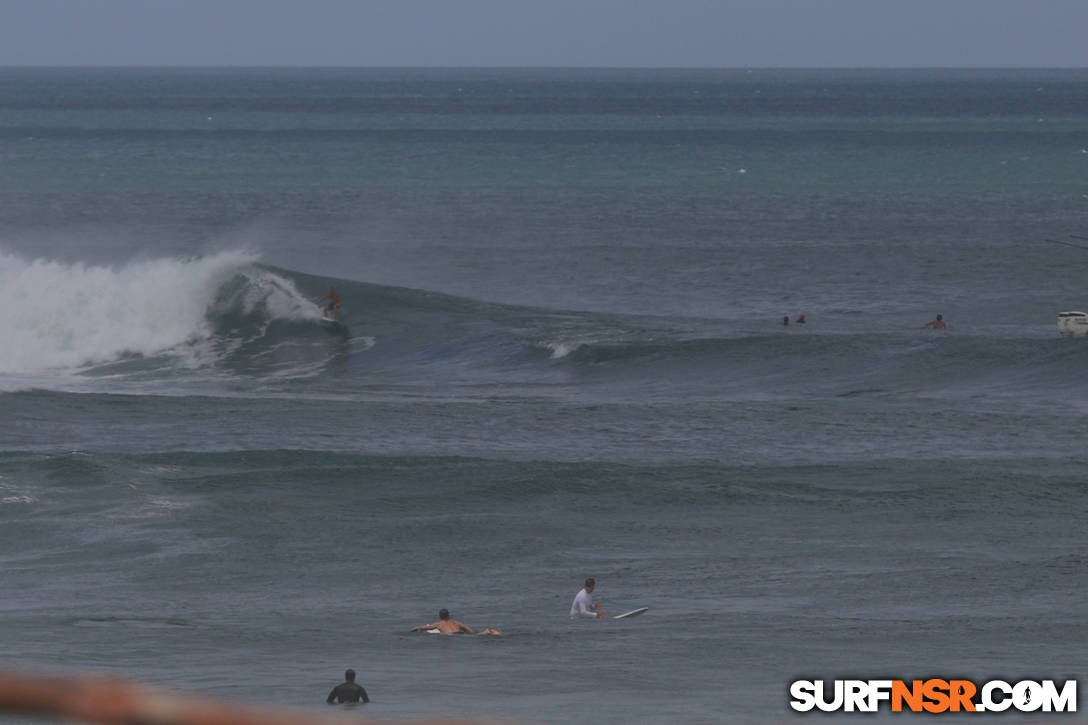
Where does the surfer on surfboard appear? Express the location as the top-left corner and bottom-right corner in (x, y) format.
(410, 608), (501, 635)
(569, 577), (647, 619)
(317, 286), (342, 320)
(570, 577), (607, 619)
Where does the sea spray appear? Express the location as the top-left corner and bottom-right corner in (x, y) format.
(0, 250), (271, 374)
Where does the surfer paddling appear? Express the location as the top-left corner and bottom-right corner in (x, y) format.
(317, 286), (342, 320)
(411, 608), (502, 635)
(570, 577), (607, 619)
(923, 314), (946, 329)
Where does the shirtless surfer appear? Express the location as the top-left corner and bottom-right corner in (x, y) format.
(411, 608), (501, 635)
(317, 286), (342, 319)
(923, 314), (946, 329)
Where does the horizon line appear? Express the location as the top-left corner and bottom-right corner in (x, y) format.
(0, 63), (1086, 71)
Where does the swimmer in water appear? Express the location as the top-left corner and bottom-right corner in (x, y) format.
(923, 314), (946, 329)
(326, 669), (369, 704)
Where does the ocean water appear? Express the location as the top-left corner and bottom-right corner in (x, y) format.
(1, 68), (1086, 725)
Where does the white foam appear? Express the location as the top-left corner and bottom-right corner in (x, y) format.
(545, 342), (575, 359)
(0, 479), (36, 505)
(544, 339), (595, 359)
(0, 250), (259, 374)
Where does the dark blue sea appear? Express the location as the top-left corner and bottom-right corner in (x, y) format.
(1, 68), (1086, 724)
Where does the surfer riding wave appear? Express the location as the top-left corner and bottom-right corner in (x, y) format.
(317, 286), (343, 320)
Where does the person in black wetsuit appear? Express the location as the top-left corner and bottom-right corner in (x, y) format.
(326, 668), (369, 704)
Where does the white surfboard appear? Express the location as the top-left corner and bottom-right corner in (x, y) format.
(319, 316), (348, 333)
(613, 607), (648, 619)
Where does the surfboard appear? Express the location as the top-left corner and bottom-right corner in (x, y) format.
(319, 316), (348, 334)
(613, 607), (648, 619)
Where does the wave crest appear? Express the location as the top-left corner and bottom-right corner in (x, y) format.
(0, 250), (318, 374)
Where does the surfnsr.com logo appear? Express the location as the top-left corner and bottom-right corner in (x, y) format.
(789, 679), (1077, 713)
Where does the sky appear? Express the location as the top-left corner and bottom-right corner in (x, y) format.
(1, 0), (1086, 68)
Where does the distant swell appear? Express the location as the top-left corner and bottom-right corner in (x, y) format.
(2, 249), (1084, 401)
